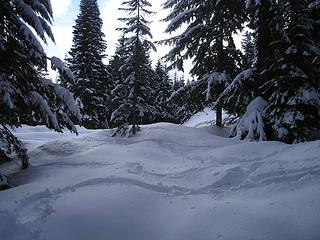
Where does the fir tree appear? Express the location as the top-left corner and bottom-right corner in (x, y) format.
(0, 0), (80, 185)
(68, 0), (111, 129)
(154, 60), (174, 121)
(241, 31), (256, 68)
(111, 0), (156, 136)
(223, 0), (320, 142)
(216, 0), (277, 141)
(161, 0), (246, 126)
(262, 0), (320, 143)
(171, 72), (185, 92)
(108, 34), (130, 122)
(57, 53), (73, 89)
(109, 35), (129, 91)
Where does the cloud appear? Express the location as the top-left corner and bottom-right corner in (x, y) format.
(100, 0), (122, 57)
(51, 0), (73, 18)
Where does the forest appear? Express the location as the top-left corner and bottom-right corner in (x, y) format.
(0, 1), (320, 239)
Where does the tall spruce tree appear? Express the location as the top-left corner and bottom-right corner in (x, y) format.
(68, 0), (111, 129)
(161, 0), (246, 126)
(111, 0), (156, 136)
(0, 0), (80, 188)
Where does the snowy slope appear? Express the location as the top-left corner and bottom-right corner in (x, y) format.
(183, 107), (216, 127)
(183, 107), (229, 129)
(1, 124), (320, 240)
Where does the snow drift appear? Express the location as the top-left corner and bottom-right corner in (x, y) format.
(0, 123), (319, 240)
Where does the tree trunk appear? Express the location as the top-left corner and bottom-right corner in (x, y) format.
(216, 104), (223, 127)
(255, 0), (274, 96)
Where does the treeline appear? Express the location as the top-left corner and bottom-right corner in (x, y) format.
(59, 0), (191, 135)
(63, 0), (319, 143)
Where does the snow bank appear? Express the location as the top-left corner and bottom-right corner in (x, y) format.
(183, 107), (229, 129)
(0, 124), (319, 240)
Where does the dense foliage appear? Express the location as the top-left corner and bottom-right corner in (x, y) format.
(0, 0), (80, 188)
(67, 0), (111, 129)
(163, 0), (320, 143)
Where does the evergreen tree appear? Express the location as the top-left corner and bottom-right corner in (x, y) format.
(241, 31), (256, 68)
(247, 0), (275, 74)
(216, 0), (277, 141)
(217, 69), (256, 117)
(262, 0), (320, 143)
(154, 60), (174, 121)
(222, 0), (320, 142)
(109, 35), (129, 91)
(57, 53), (73, 89)
(161, 0), (246, 126)
(0, 0), (80, 186)
(108, 34), (130, 122)
(169, 81), (206, 123)
(68, 0), (111, 129)
(111, 0), (156, 136)
(171, 72), (185, 92)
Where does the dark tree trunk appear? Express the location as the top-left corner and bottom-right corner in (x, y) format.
(215, 28), (224, 127)
(216, 105), (223, 127)
(255, 0), (274, 97)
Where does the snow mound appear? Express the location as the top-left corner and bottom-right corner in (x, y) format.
(0, 123), (320, 240)
(183, 107), (215, 128)
(183, 107), (229, 129)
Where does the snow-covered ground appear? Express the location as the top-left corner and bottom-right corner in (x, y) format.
(1, 121), (320, 240)
(183, 107), (216, 128)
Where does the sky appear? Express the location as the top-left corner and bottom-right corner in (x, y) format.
(47, 0), (187, 79)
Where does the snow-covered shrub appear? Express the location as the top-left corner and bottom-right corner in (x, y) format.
(0, 172), (11, 190)
(231, 97), (268, 141)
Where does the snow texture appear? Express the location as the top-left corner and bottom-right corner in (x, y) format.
(183, 107), (229, 129)
(1, 123), (320, 240)
(309, 0), (320, 9)
(50, 57), (74, 82)
(232, 96), (268, 141)
(204, 72), (228, 101)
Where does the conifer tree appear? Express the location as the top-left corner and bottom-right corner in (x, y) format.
(171, 73), (185, 92)
(108, 34), (130, 125)
(216, 0), (277, 141)
(0, 0), (80, 186)
(161, 0), (246, 126)
(222, 0), (320, 142)
(242, 31), (256, 68)
(68, 0), (111, 129)
(111, 0), (156, 136)
(262, 0), (320, 142)
(57, 53), (73, 89)
(109, 35), (129, 91)
(154, 60), (174, 121)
